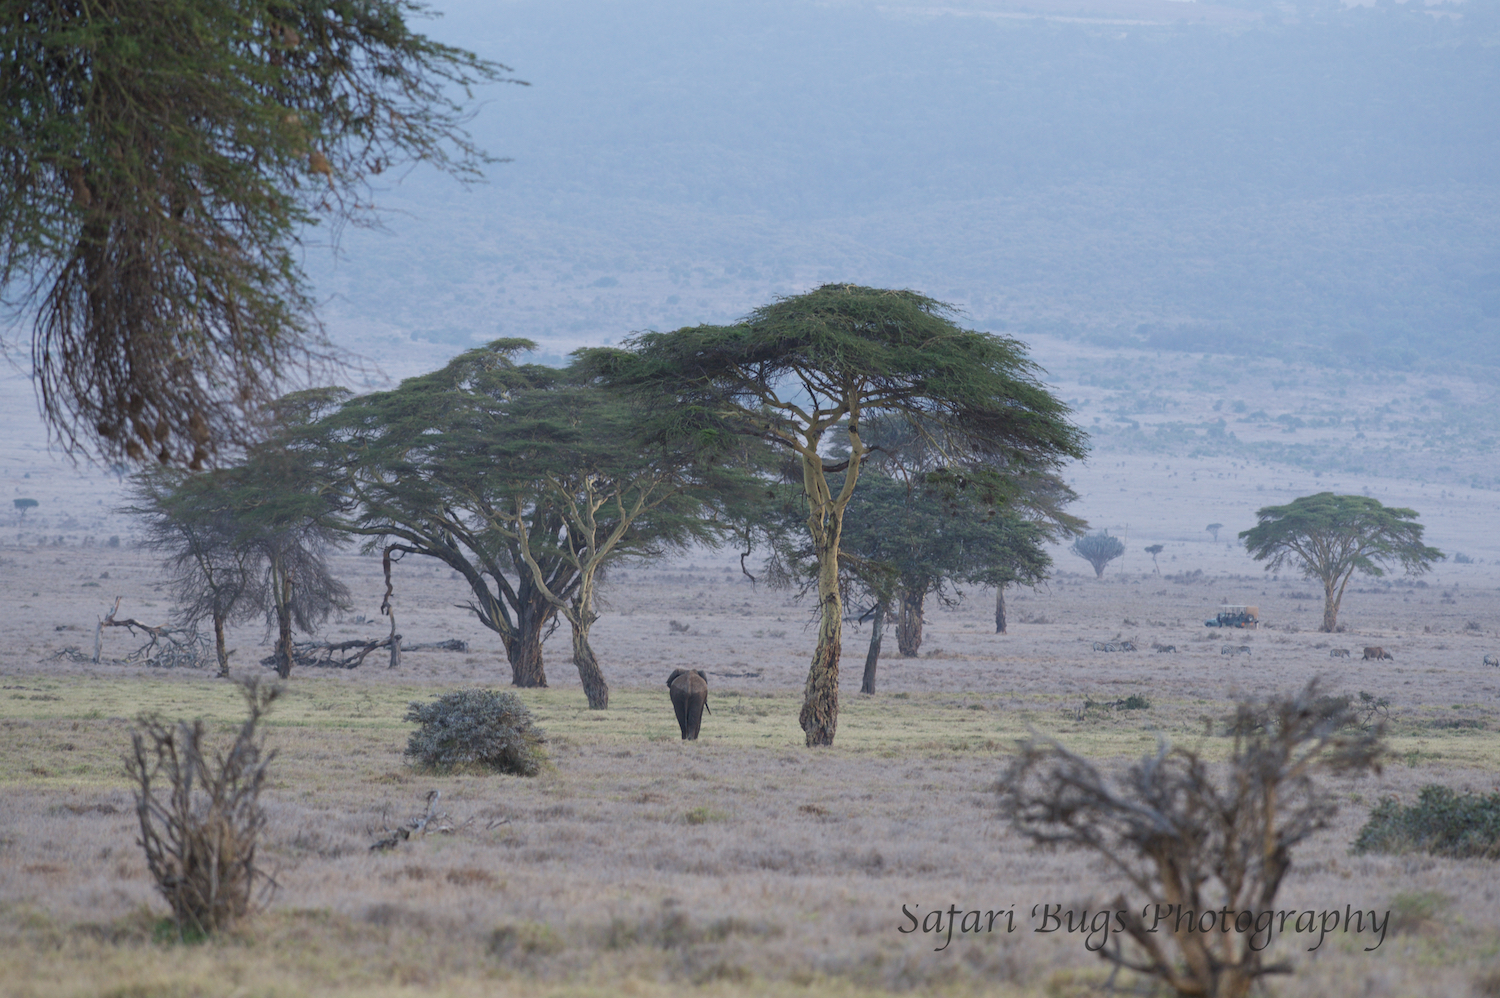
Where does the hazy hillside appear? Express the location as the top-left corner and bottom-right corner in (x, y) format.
(304, 0), (1500, 371)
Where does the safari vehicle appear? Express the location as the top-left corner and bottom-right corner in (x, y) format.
(1205, 604), (1259, 629)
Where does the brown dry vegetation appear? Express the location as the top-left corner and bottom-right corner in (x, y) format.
(2, 541), (1500, 997)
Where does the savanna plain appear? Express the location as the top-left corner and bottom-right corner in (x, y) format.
(3, 528), (1500, 998)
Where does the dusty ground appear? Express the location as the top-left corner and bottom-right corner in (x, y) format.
(2, 538), (1499, 998)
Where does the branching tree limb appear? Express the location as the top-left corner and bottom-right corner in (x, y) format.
(999, 679), (1385, 998)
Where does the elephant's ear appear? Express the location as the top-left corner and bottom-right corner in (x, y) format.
(667, 668), (685, 686)
(697, 671), (708, 686)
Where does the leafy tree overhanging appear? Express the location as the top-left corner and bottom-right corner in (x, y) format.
(0, 0), (517, 466)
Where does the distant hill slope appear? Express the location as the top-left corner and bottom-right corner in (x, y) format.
(304, 0), (1500, 372)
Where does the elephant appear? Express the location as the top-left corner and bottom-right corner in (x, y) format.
(667, 668), (710, 740)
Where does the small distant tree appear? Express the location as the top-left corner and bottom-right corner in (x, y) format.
(1206, 523), (1223, 542)
(1239, 493), (1442, 632)
(1000, 679), (1385, 998)
(13, 497), (38, 520)
(1072, 530), (1125, 578)
(1145, 543), (1165, 575)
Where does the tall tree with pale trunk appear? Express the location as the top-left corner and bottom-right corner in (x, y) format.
(582, 284), (1086, 746)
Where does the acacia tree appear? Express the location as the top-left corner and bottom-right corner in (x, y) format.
(833, 472), (1065, 685)
(458, 373), (741, 708)
(1, 0), (516, 466)
(1240, 493), (1442, 632)
(317, 340), (734, 697)
(122, 396), (350, 677)
(126, 469), (259, 675)
(234, 447), (351, 678)
(583, 284), (1086, 746)
(1145, 543), (1165, 575)
(1071, 531), (1125, 578)
(316, 342), (569, 687)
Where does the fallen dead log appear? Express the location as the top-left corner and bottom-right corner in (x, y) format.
(93, 597), (211, 668)
(402, 639), (468, 653)
(259, 634), (402, 671)
(256, 635), (471, 670)
(369, 791), (471, 851)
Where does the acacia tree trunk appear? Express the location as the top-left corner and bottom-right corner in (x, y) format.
(506, 593), (553, 687)
(567, 570), (609, 709)
(801, 536), (843, 745)
(271, 562), (294, 679)
(212, 609), (229, 676)
(570, 615), (609, 709)
(994, 584), (1007, 634)
(861, 601), (886, 695)
(797, 410), (866, 747)
(1321, 573), (1349, 633)
(895, 588), (924, 657)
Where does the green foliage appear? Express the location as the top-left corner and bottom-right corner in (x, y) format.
(1070, 531), (1125, 578)
(12, 498), (37, 515)
(1352, 785), (1500, 860)
(1239, 493), (1442, 631)
(403, 689), (546, 776)
(315, 340), (743, 694)
(0, 0), (514, 465)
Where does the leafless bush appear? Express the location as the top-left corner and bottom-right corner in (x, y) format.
(999, 679), (1384, 998)
(126, 678), (281, 937)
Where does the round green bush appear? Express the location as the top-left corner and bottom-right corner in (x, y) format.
(403, 688), (546, 776)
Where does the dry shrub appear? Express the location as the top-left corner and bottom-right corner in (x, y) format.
(126, 678), (280, 938)
(999, 678), (1384, 998)
(403, 688), (546, 776)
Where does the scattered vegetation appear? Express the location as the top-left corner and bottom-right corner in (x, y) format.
(1352, 785), (1500, 860)
(125, 678), (280, 938)
(403, 689), (546, 776)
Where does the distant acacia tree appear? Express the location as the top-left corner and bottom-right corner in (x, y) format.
(1206, 523), (1224, 542)
(1, 0), (517, 466)
(13, 497), (38, 520)
(1240, 493), (1442, 632)
(123, 391), (351, 677)
(1071, 531), (1125, 578)
(585, 285), (1086, 745)
(1145, 543), (1165, 575)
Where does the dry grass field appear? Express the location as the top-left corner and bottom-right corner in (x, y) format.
(3, 539), (1500, 998)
